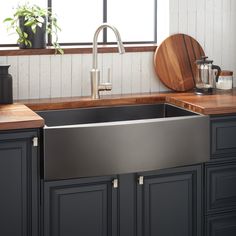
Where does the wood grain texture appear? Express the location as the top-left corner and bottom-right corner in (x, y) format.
(0, 45), (157, 56)
(18, 88), (236, 115)
(154, 34), (205, 92)
(19, 93), (166, 111)
(0, 104), (44, 130)
(166, 89), (236, 115)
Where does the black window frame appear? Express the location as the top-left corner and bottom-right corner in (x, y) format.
(0, 0), (157, 47)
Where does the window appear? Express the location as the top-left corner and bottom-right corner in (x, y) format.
(0, 0), (157, 46)
(106, 0), (156, 43)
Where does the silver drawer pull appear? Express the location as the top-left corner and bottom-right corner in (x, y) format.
(112, 179), (119, 188)
(32, 137), (38, 147)
(138, 176), (144, 185)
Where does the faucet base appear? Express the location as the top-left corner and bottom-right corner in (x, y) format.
(90, 69), (100, 99)
(91, 69), (112, 99)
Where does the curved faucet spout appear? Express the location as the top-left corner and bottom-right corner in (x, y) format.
(92, 23), (125, 69)
(90, 23), (125, 99)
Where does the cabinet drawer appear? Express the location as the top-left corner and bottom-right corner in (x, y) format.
(206, 212), (236, 236)
(206, 163), (236, 213)
(211, 116), (236, 159)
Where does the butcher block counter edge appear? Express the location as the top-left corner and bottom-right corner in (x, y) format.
(0, 104), (44, 131)
(19, 89), (236, 115)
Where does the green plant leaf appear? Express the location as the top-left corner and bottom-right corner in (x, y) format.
(27, 39), (32, 47)
(24, 20), (34, 27)
(16, 27), (23, 36)
(23, 32), (28, 38)
(31, 24), (37, 33)
(37, 16), (45, 23)
(3, 18), (13, 23)
(52, 42), (64, 55)
(37, 22), (42, 28)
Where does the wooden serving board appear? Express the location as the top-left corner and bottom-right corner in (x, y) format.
(154, 34), (205, 92)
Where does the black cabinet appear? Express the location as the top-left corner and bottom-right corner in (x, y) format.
(0, 130), (40, 236)
(44, 176), (118, 236)
(205, 162), (236, 213)
(137, 165), (202, 236)
(211, 115), (236, 160)
(206, 212), (236, 236)
(44, 165), (202, 236)
(205, 115), (236, 236)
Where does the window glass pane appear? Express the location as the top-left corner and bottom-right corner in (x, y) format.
(0, 0), (47, 44)
(53, 0), (103, 43)
(0, 0), (157, 45)
(107, 0), (155, 42)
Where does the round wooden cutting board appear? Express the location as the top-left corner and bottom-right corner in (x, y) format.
(154, 34), (205, 92)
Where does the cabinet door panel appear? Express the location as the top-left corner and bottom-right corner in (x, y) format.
(211, 116), (236, 159)
(138, 166), (202, 236)
(206, 163), (236, 213)
(0, 130), (39, 236)
(206, 212), (236, 236)
(0, 141), (27, 236)
(44, 177), (117, 236)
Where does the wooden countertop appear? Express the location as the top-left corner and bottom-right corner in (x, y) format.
(0, 104), (44, 131)
(1, 89), (235, 132)
(166, 89), (236, 115)
(20, 89), (236, 116)
(19, 93), (167, 111)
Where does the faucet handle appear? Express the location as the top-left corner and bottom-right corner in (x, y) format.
(105, 68), (112, 90)
(104, 68), (112, 90)
(98, 68), (112, 92)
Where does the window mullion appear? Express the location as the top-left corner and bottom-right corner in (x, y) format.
(154, 0), (157, 43)
(103, 0), (107, 43)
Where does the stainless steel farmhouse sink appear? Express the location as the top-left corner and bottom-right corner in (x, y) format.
(37, 103), (210, 180)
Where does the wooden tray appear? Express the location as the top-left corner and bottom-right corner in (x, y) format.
(154, 34), (205, 92)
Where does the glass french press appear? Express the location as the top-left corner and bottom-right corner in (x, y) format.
(195, 56), (221, 94)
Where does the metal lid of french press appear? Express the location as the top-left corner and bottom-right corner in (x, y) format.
(196, 56), (213, 65)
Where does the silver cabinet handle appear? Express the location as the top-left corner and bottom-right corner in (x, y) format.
(112, 178), (119, 188)
(138, 176), (144, 185)
(32, 137), (38, 147)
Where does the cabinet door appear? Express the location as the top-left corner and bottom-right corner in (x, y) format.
(44, 176), (118, 236)
(206, 162), (236, 214)
(211, 115), (236, 159)
(137, 165), (202, 236)
(0, 131), (40, 236)
(206, 212), (236, 236)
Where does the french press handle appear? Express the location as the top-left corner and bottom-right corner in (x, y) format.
(212, 65), (221, 83)
(201, 56), (208, 60)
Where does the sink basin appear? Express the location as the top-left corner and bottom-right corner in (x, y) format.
(37, 103), (209, 180)
(38, 103), (195, 126)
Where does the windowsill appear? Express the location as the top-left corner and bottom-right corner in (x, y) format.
(0, 44), (157, 56)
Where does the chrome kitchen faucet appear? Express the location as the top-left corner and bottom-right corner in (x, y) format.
(90, 23), (125, 99)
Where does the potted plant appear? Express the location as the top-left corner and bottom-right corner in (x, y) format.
(4, 2), (63, 54)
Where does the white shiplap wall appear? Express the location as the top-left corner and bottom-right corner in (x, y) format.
(170, 0), (236, 84)
(0, 53), (163, 100)
(0, 0), (235, 100)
